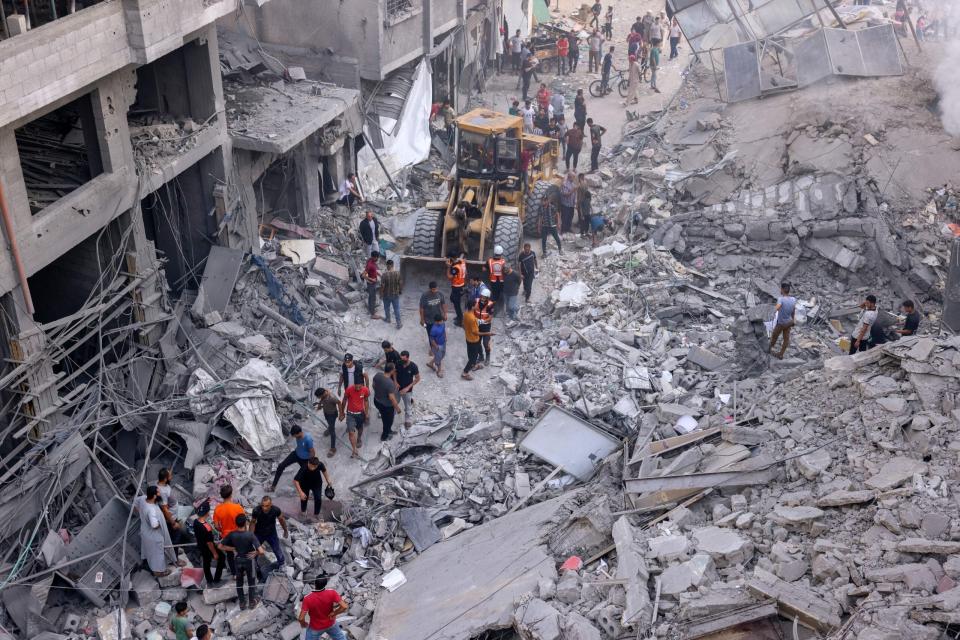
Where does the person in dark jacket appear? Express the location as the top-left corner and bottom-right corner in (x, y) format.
(337, 353), (369, 394)
(358, 211), (381, 257)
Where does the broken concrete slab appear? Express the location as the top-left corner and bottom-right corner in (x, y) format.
(897, 539), (960, 555)
(367, 495), (573, 640)
(692, 527), (754, 567)
(816, 490), (876, 507)
(514, 598), (562, 640)
(685, 345), (728, 371)
(864, 456), (928, 490)
(747, 567), (841, 632)
(612, 516), (652, 629)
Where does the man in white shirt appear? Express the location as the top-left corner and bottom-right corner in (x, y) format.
(849, 294), (878, 354)
(509, 29), (523, 72)
(337, 173), (363, 209)
(521, 100), (536, 133)
(588, 30), (603, 73)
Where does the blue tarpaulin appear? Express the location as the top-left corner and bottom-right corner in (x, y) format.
(251, 254), (306, 325)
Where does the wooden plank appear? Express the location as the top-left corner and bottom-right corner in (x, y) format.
(643, 428), (721, 457)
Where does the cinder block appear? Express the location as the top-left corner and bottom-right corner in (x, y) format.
(6, 14), (28, 36)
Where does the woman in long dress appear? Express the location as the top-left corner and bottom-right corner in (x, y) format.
(625, 55), (641, 105)
(135, 485), (174, 576)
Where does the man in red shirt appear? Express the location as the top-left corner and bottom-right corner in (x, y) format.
(363, 252), (381, 319)
(536, 84), (551, 113)
(338, 378), (369, 458)
(557, 34), (570, 75)
(299, 575), (349, 640)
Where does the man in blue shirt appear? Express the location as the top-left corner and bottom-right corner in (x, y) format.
(768, 282), (797, 360)
(270, 425), (316, 492)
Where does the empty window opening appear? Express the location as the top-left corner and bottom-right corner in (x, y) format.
(27, 219), (131, 395)
(14, 93), (104, 215)
(140, 155), (219, 293)
(0, 0), (108, 35)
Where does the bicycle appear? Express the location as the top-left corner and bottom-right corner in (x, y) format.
(589, 69), (630, 98)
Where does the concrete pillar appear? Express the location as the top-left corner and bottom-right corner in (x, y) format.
(293, 140), (321, 224)
(122, 207), (167, 346)
(422, 0), (433, 56)
(1, 289), (60, 437)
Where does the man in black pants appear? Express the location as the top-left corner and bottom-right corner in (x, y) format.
(269, 425), (315, 492)
(314, 388), (341, 457)
(294, 457), (333, 516)
(192, 501), (224, 586)
(518, 243), (538, 303)
(587, 118), (606, 172)
(539, 196), (563, 257)
(372, 364), (402, 440)
(218, 514), (265, 610)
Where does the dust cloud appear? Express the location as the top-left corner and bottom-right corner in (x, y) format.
(935, 40), (960, 136)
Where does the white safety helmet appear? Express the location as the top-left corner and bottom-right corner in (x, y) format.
(479, 287), (491, 298)
(494, 245), (504, 256)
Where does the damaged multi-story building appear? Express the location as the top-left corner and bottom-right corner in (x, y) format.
(0, 0), (361, 619)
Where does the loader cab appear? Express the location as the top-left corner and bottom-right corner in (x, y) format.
(454, 110), (524, 181)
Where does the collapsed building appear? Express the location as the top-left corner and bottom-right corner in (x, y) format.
(0, 0), (960, 639)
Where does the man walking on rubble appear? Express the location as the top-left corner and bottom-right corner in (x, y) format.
(315, 387), (341, 458)
(363, 251), (381, 320)
(447, 253), (467, 326)
(897, 300), (921, 336)
(539, 192), (563, 257)
(519, 243), (538, 303)
(269, 424), (316, 492)
(358, 210), (381, 258)
(218, 514), (264, 609)
(473, 287), (496, 365)
(768, 282), (796, 360)
(192, 625), (213, 640)
(193, 500), (224, 585)
(379, 259), (403, 328)
(395, 350), (420, 428)
(299, 575), (349, 640)
(250, 495), (289, 573)
(337, 352), (368, 395)
(339, 377), (370, 458)
(461, 306), (493, 380)
(293, 457), (334, 516)
(213, 485), (245, 575)
(419, 281), (447, 347)
(376, 340), (402, 376)
(587, 118), (606, 172)
(502, 265), (522, 320)
(848, 294), (878, 354)
(372, 363), (402, 440)
(487, 245), (507, 304)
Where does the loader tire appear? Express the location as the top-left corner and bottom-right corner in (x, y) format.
(493, 214), (522, 264)
(524, 180), (556, 236)
(412, 208), (443, 257)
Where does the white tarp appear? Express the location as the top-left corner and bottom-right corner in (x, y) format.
(504, 0), (533, 37)
(358, 60), (433, 193)
(222, 359), (289, 456)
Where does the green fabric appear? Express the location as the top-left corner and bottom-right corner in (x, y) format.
(171, 616), (191, 640)
(532, 0), (550, 25)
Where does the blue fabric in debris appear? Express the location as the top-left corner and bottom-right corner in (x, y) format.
(251, 254), (306, 325)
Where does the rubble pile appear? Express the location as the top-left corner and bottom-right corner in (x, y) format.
(129, 115), (206, 168)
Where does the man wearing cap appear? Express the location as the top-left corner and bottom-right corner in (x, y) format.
(446, 253), (467, 326)
(362, 252), (381, 320)
(269, 424), (316, 493)
(486, 246), (507, 304)
(419, 281), (447, 347)
(337, 353), (368, 395)
(193, 501), (224, 585)
(473, 288), (496, 365)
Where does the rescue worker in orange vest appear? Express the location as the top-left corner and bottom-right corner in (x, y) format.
(447, 252), (468, 327)
(473, 288), (495, 364)
(487, 246), (507, 304)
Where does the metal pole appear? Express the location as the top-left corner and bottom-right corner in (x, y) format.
(0, 178), (36, 314)
(360, 132), (403, 200)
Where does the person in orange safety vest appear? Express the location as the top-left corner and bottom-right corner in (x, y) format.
(486, 245), (507, 304)
(447, 253), (467, 327)
(473, 288), (495, 364)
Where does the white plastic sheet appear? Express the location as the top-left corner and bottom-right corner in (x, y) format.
(358, 60), (433, 193)
(222, 359), (289, 456)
